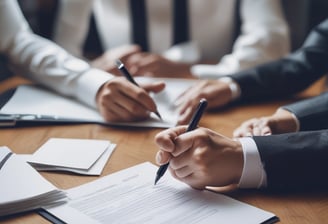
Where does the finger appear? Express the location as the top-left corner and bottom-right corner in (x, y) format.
(171, 131), (198, 157)
(97, 84), (146, 121)
(155, 126), (188, 151)
(140, 82), (166, 93)
(172, 165), (193, 179)
(252, 126), (261, 136)
(133, 55), (159, 75)
(155, 150), (172, 165)
(177, 106), (193, 125)
(261, 126), (272, 136)
(118, 45), (142, 62)
(120, 82), (160, 114)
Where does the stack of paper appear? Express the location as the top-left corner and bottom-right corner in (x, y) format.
(24, 138), (116, 176)
(0, 146), (67, 217)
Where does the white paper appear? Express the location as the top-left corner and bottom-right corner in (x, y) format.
(45, 162), (277, 224)
(0, 78), (196, 128)
(0, 146), (67, 216)
(29, 138), (110, 169)
(29, 143), (116, 176)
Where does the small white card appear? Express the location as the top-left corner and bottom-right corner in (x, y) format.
(24, 138), (116, 175)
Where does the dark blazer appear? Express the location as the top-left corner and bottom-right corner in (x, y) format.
(230, 18), (328, 101)
(282, 92), (328, 131)
(253, 130), (328, 190)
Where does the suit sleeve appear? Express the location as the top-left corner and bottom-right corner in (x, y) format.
(253, 130), (328, 190)
(281, 92), (328, 131)
(229, 19), (328, 101)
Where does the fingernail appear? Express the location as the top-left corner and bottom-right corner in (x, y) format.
(156, 151), (162, 164)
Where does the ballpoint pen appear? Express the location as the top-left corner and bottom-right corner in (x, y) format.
(154, 98), (208, 185)
(115, 59), (162, 120)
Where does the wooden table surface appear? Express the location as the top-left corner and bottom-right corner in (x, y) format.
(0, 77), (328, 224)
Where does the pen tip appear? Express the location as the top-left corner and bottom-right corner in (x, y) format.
(155, 111), (162, 120)
(154, 175), (160, 185)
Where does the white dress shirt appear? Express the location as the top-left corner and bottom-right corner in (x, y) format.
(0, 0), (112, 108)
(238, 137), (267, 188)
(54, 0), (290, 78)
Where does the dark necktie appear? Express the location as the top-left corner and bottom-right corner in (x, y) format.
(172, 0), (189, 45)
(83, 13), (104, 59)
(129, 0), (149, 51)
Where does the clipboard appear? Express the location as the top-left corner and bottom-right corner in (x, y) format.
(0, 86), (104, 128)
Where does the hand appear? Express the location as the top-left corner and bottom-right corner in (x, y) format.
(125, 52), (193, 78)
(155, 126), (243, 190)
(96, 77), (165, 122)
(91, 45), (141, 75)
(176, 80), (232, 125)
(233, 108), (298, 137)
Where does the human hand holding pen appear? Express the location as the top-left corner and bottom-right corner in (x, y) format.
(115, 59), (163, 120)
(96, 77), (165, 122)
(154, 99), (208, 185)
(154, 122), (244, 190)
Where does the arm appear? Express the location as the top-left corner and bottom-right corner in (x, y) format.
(0, 0), (166, 123)
(254, 130), (328, 190)
(191, 0), (290, 78)
(282, 92), (328, 131)
(230, 18), (328, 101)
(155, 126), (328, 191)
(0, 0), (111, 108)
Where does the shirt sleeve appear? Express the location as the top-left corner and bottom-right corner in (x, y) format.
(237, 137), (267, 189)
(0, 0), (113, 109)
(191, 0), (290, 79)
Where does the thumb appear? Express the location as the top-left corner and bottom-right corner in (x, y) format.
(142, 82), (165, 93)
(156, 150), (172, 165)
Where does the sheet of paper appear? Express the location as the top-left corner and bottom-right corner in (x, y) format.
(28, 138), (110, 169)
(44, 162), (277, 224)
(0, 146), (67, 216)
(27, 143), (116, 176)
(0, 77), (197, 128)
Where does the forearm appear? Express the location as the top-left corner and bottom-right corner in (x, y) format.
(253, 130), (328, 190)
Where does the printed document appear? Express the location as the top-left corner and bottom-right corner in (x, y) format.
(43, 162), (278, 224)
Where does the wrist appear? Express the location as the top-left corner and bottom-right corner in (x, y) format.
(218, 77), (241, 101)
(272, 108), (299, 133)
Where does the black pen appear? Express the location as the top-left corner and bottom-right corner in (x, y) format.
(115, 59), (162, 120)
(154, 98), (208, 185)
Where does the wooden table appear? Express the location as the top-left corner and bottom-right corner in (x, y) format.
(1, 77), (327, 224)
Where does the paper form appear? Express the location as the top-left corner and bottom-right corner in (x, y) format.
(44, 162), (277, 224)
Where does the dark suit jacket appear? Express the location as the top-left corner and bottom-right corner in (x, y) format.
(282, 92), (328, 131)
(230, 18), (328, 101)
(253, 130), (328, 190)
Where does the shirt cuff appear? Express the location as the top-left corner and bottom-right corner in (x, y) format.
(75, 68), (113, 108)
(237, 137), (267, 189)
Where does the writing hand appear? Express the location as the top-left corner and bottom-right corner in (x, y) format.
(155, 126), (243, 190)
(96, 77), (165, 122)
